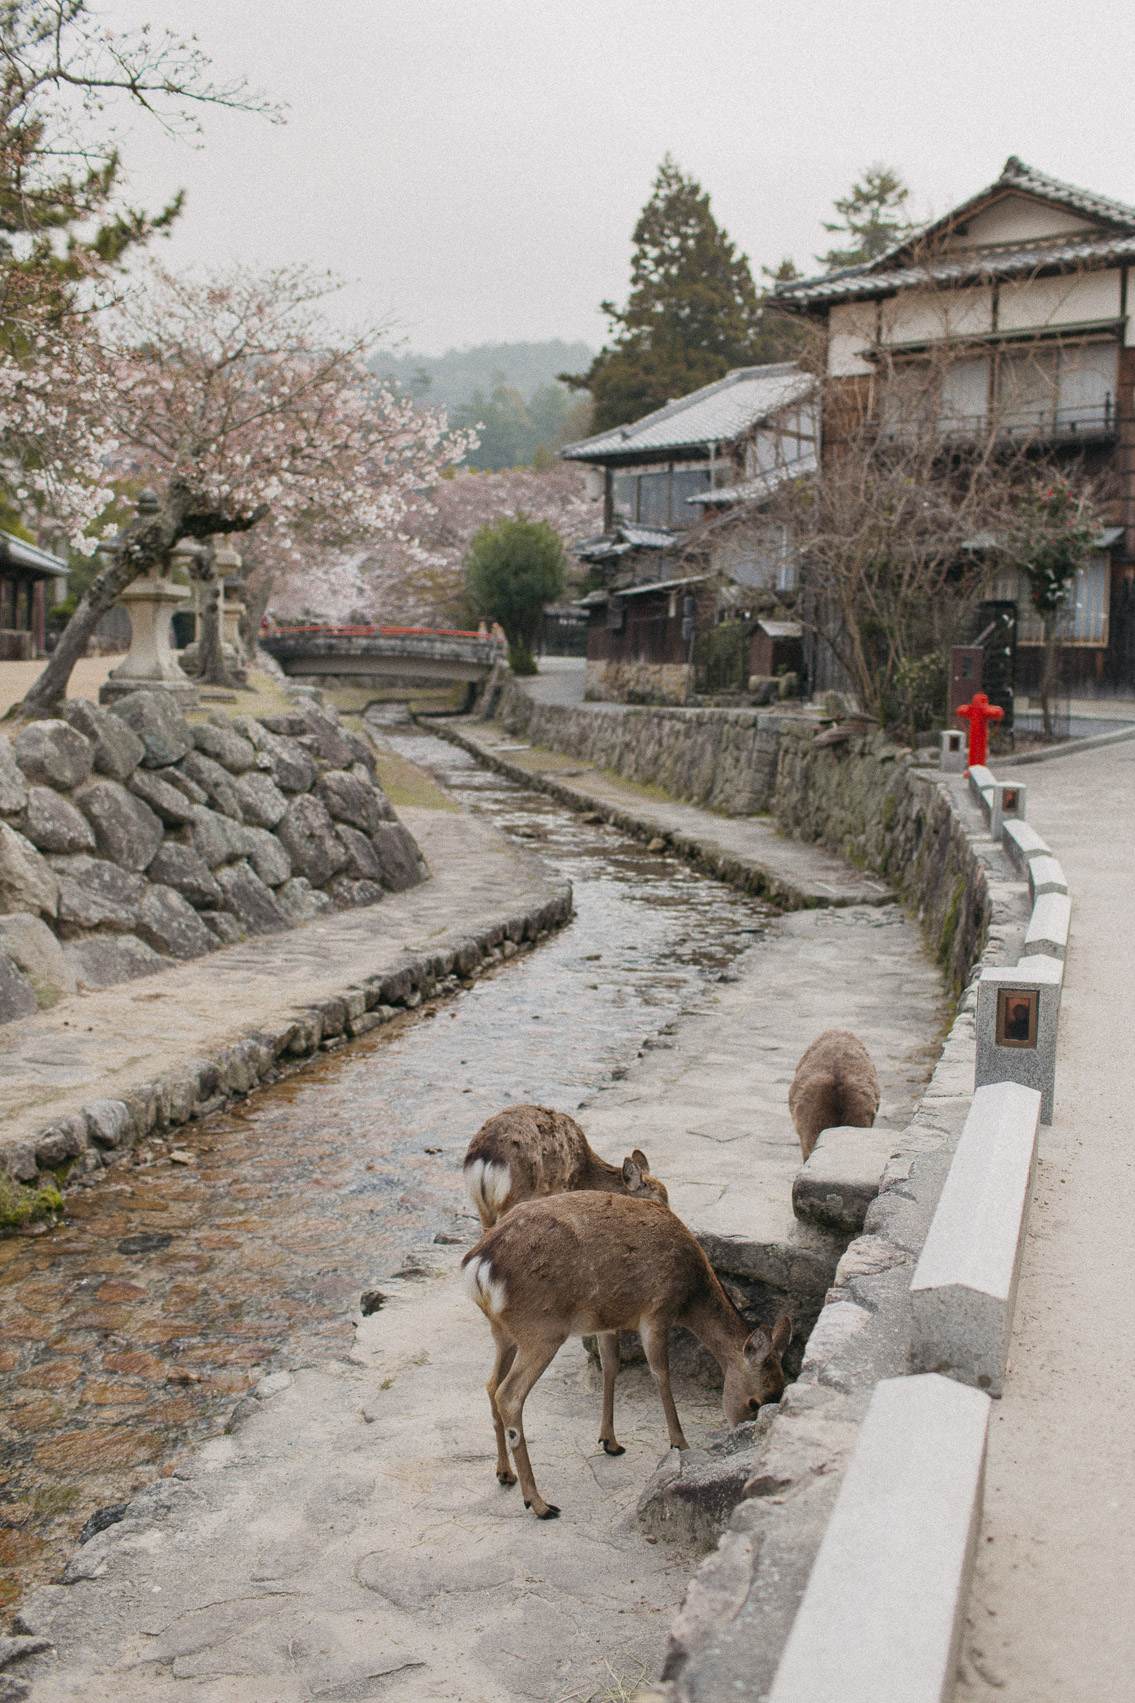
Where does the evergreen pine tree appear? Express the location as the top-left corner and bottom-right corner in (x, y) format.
(818, 165), (916, 271)
(563, 156), (802, 433)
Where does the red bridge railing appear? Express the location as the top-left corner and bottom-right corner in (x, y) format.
(266, 623), (496, 640)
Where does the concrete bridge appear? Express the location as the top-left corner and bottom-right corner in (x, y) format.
(260, 624), (505, 690)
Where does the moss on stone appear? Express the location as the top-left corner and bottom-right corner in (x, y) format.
(0, 1172), (63, 1230)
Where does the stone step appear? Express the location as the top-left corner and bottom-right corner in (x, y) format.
(790, 1124), (904, 1233)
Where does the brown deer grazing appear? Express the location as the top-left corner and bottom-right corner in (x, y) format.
(463, 1104), (667, 1231)
(462, 1192), (792, 1520)
(788, 1029), (880, 1161)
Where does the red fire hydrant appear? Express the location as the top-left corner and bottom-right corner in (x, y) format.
(957, 691), (1004, 770)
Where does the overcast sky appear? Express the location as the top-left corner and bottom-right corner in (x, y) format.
(105, 0), (1135, 357)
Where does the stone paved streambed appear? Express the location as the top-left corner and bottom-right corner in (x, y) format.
(0, 720), (773, 1623)
(3, 714), (949, 1702)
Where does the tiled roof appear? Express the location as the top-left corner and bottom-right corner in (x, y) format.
(560, 364), (812, 462)
(574, 522), (676, 563)
(0, 529), (68, 577)
(775, 233), (1135, 308)
(578, 574), (706, 606)
(688, 453), (819, 508)
(776, 157), (1135, 310)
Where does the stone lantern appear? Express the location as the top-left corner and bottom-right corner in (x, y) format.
(99, 491), (199, 707)
(214, 536), (248, 664)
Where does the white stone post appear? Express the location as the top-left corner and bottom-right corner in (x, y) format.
(940, 728), (966, 772)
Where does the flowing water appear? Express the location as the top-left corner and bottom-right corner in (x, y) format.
(0, 712), (772, 1618)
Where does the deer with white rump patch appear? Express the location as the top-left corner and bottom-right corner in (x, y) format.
(463, 1104), (667, 1231)
(788, 1029), (880, 1161)
(462, 1192), (792, 1520)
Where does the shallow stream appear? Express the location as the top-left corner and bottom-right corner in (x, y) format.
(0, 712), (772, 1616)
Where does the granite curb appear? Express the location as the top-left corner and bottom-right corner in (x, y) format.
(997, 722), (1135, 765)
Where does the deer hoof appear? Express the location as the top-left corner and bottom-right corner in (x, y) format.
(601, 1440), (626, 1456)
(536, 1503), (560, 1520)
(497, 1467), (517, 1485)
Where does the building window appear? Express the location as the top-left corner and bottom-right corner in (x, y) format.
(609, 465), (712, 530)
(637, 472), (670, 529)
(670, 467), (711, 521)
(987, 553), (1110, 646)
(612, 473), (636, 525)
(996, 343), (1116, 436)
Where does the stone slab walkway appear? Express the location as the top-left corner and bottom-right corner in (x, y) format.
(579, 903), (943, 1287)
(0, 805), (562, 1161)
(954, 737), (1135, 1701)
(12, 883), (946, 1700)
(438, 719), (891, 910)
(19, 1252), (720, 1703)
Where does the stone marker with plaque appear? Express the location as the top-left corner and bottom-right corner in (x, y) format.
(940, 729), (966, 774)
(975, 957), (1062, 1123)
(991, 780), (1026, 841)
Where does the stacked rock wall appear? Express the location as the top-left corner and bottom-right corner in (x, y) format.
(488, 671), (794, 817)
(0, 691), (427, 1021)
(771, 725), (991, 995)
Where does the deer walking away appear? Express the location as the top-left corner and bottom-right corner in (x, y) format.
(788, 1028), (880, 1160)
(462, 1192), (791, 1520)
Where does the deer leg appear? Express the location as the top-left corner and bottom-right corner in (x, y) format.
(640, 1321), (689, 1451)
(486, 1323), (518, 1486)
(597, 1331), (624, 1455)
(495, 1335), (565, 1519)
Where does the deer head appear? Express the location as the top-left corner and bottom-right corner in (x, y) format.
(621, 1149), (669, 1206)
(722, 1315), (792, 1424)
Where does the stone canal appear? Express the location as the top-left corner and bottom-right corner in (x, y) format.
(0, 714), (776, 1620)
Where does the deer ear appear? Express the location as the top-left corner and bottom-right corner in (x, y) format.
(621, 1155), (644, 1189)
(631, 1148), (650, 1171)
(771, 1314), (792, 1356)
(743, 1327), (773, 1365)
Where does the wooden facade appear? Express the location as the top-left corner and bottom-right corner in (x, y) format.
(776, 156), (1135, 695)
(582, 576), (716, 704)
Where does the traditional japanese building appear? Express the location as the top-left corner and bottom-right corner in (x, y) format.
(0, 532), (69, 660)
(774, 155), (1135, 694)
(561, 363), (816, 702)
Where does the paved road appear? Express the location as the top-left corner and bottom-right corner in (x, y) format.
(956, 739), (1135, 1700)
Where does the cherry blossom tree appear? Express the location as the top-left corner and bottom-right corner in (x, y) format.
(16, 261), (476, 714)
(271, 463), (601, 628)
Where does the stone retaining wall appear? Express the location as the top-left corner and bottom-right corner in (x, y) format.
(0, 690), (427, 1023)
(772, 727), (994, 995)
(488, 670), (795, 816)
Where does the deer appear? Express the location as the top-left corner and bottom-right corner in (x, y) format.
(788, 1029), (880, 1161)
(463, 1104), (667, 1231)
(462, 1192), (792, 1520)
